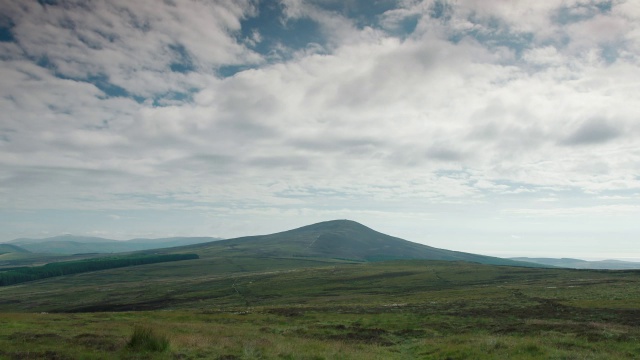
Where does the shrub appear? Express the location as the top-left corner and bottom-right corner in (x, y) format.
(126, 325), (169, 352)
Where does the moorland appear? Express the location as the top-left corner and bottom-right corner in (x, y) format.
(1, 220), (639, 359)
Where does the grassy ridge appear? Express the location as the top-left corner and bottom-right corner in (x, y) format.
(1, 259), (639, 314)
(0, 253), (199, 286)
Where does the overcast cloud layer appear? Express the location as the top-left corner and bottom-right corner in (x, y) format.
(1, 0), (639, 259)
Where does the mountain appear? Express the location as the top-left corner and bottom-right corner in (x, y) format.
(8, 235), (116, 245)
(4, 235), (223, 255)
(0, 243), (30, 255)
(4, 221), (547, 267)
(126, 237), (223, 248)
(177, 219), (545, 267)
(512, 257), (640, 270)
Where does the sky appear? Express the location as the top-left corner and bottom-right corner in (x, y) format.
(0, 0), (639, 260)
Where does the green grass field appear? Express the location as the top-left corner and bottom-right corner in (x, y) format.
(1, 259), (639, 359)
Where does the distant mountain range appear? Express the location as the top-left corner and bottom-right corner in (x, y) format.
(511, 257), (640, 270)
(4, 221), (634, 270)
(2, 235), (223, 255)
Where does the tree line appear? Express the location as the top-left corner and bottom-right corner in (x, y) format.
(0, 253), (199, 286)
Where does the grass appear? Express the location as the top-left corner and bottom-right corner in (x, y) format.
(0, 259), (639, 358)
(126, 325), (170, 353)
(1, 307), (639, 359)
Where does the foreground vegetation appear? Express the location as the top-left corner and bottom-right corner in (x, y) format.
(1, 302), (639, 359)
(1, 259), (639, 358)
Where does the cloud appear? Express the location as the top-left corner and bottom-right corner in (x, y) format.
(1, 0), (639, 253)
(2, 0), (260, 98)
(426, 145), (466, 162)
(561, 118), (622, 145)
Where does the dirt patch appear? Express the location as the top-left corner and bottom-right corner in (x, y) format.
(326, 327), (394, 346)
(267, 308), (304, 317)
(61, 298), (176, 312)
(8, 332), (62, 342)
(395, 328), (426, 337)
(445, 296), (640, 327)
(343, 271), (420, 282)
(73, 333), (122, 351)
(0, 350), (72, 360)
(318, 324), (347, 330)
(0, 299), (21, 305)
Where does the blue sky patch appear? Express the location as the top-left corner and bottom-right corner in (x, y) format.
(168, 43), (195, 73)
(152, 89), (196, 107)
(239, 1), (323, 56)
(553, 1), (613, 25)
(314, 0), (398, 29)
(429, 0), (454, 21)
(218, 64), (256, 78)
(601, 44), (619, 64)
(87, 75), (130, 98)
(0, 25), (14, 42)
(37, 0), (58, 6)
(449, 15), (534, 58)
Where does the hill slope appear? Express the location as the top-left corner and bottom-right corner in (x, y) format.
(178, 220), (543, 267)
(5, 235), (222, 255)
(0, 243), (30, 254)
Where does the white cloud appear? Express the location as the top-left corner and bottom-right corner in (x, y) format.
(523, 46), (565, 66)
(2, 0), (260, 97)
